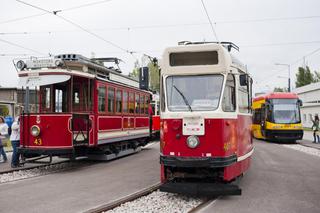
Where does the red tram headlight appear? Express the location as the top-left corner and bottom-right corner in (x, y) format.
(30, 125), (41, 137)
(186, 135), (200, 148)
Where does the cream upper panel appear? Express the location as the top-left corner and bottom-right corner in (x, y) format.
(161, 43), (233, 75)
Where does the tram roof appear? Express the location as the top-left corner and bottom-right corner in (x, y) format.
(253, 92), (299, 102)
(161, 42), (247, 75)
(14, 54), (139, 88)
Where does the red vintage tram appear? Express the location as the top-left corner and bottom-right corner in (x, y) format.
(159, 41), (254, 196)
(151, 93), (160, 137)
(14, 54), (152, 162)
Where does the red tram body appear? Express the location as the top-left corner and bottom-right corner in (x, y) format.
(159, 42), (254, 196)
(15, 54), (152, 162)
(151, 94), (160, 137)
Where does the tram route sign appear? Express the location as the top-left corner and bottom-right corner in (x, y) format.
(26, 58), (58, 69)
(183, 117), (205, 136)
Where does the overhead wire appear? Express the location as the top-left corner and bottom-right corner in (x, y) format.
(15, 0), (132, 55)
(0, 38), (46, 55)
(200, 0), (219, 42)
(1, 0), (112, 25)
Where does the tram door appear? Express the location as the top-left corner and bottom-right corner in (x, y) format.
(260, 105), (266, 137)
(70, 77), (93, 146)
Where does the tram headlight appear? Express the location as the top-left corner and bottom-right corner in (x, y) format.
(16, 60), (26, 70)
(186, 135), (200, 149)
(30, 125), (40, 137)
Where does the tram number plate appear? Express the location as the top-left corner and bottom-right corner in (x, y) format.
(183, 117), (204, 136)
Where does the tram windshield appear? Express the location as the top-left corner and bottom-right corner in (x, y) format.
(271, 99), (301, 124)
(166, 74), (224, 111)
(39, 76), (93, 113)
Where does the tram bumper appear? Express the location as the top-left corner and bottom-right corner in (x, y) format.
(265, 130), (304, 140)
(160, 155), (237, 168)
(160, 182), (241, 196)
(18, 147), (73, 157)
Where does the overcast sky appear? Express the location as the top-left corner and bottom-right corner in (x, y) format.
(1, 0), (320, 94)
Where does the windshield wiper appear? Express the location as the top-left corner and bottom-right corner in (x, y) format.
(173, 85), (192, 112)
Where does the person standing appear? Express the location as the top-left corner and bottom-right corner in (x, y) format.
(0, 116), (8, 163)
(311, 115), (320, 143)
(10, 117), (20, 168)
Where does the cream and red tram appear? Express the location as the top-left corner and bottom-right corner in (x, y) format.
(15, 54), (152, 162)
(159, 42), (254, 196)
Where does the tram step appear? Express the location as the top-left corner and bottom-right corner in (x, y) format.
(160, 182), (241, 196)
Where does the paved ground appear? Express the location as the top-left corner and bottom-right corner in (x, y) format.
(0, 142), (160, 213)
(199, 139), (320, 213)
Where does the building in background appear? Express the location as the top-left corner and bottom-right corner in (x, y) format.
(293, 82), (320, 128)
(0, 87), (37, 117)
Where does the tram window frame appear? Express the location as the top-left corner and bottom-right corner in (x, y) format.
(222, 74), (236, 112)
(108, 87), (115, 114)
(145, 95), (150, 115)
(140, 95), (145, 114)
(40, 86), (52, 112)
(129, 92), (135, 114)
(253, 109), (261, 124)
(135, 93), (140, 115)
(55, 89), (63, 113)
(116, 89), (122, 114)
(160, 77), (165, 112)
(123, 90), (128, 114)
(98, 85), (106, 113)
(238, 73), (250, 113)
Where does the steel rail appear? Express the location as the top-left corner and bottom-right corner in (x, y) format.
(85, 182), (162, 213)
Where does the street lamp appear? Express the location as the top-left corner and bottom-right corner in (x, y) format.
(275, 63), (291, 92)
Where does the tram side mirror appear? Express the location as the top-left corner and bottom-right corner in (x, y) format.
(139, 67), (149, 90)
(298, 99), (303, 106)
(239, 74), (248, 86)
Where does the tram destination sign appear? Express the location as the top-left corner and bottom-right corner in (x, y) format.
(26, 58), (59, 69)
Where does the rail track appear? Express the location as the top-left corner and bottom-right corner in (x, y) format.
(85, 182), (215, 213)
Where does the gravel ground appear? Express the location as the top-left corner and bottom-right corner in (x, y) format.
(0, 162), (73, 184)
(106, 190), (205, 213)
(282, 144), (320, 157)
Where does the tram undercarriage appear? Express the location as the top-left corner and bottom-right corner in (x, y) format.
(160, 165), (242, 196)
(19, 138), (149, 164)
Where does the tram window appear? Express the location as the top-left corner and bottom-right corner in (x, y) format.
(123, 91), (128, 113)
(108, 87), (115, 113)
(222, 74), (236, 112)
(41, 87), (51, 111)
(74, 91), (80, 104)
(129, 92), (134, 114)
(238, 73), (251, 113)
(55, 89), (63, 112)
(170, 51), (218, 66)
(116, 89), (122, 113)
(98, 86), (106, 112)
(145, 96), (150, 115)
(135, 93), (140, 114)
(166, 75), (223, 111)
(140, 95), (145, 114)
(253, 109), (261, 124)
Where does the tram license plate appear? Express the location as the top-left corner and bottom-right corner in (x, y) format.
(183, 117), (204, 136)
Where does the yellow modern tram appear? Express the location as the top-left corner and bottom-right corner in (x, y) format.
(252, 92), (303, 142)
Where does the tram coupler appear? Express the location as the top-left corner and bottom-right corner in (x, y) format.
(160, 182), (241, 196)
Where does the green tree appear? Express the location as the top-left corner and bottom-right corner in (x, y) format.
(295, 66), (315, 88)
(314, 71), (320, 82)
(129, 60), (140, 79)
(148, 61), (160, 92)
(0, 105), (9, 116)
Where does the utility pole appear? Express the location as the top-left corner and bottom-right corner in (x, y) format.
(275, 63), (291, 92)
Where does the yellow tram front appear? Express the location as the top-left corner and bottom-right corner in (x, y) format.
(252, 92), (303, 142)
